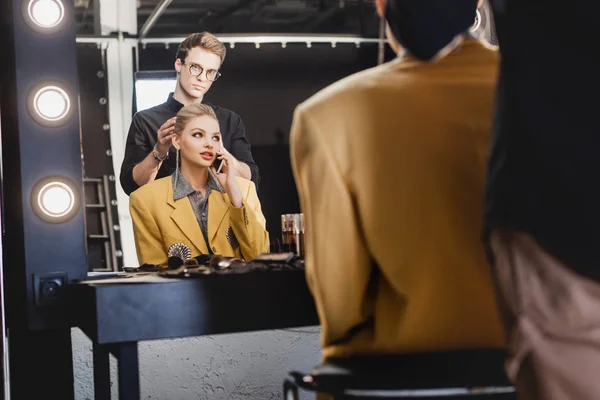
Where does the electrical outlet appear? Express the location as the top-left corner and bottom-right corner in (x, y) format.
(33, 272), (68, 307)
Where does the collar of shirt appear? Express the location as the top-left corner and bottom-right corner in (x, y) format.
(172, 169), (223, 201)
(166, 93), (184, 113)
(398, 33), (477, 64)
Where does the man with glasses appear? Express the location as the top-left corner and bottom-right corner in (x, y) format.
(120, 32), (259, 196)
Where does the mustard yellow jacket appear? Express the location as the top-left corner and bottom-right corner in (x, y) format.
(290, 39), (505, 360)
(129, 175), (269, 266)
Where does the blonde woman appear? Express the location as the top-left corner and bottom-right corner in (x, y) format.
(130, 103), (269, 266)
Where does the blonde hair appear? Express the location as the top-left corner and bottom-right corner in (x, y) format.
(176, 32), (226, 64)
(174, 103), (218, 135)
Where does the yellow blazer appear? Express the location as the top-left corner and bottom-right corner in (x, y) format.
(290, 39), (505, 360)
(129, 175), (269, 266)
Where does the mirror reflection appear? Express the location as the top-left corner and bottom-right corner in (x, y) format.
(129, 102), (269, 266)
(78, 3), (496, 271)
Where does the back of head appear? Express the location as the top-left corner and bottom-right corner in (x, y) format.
(174, 103), (218, 134)
(385, 0), (479, 60)
(176, 32), (227, 63)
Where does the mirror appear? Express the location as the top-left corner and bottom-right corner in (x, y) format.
(78, 2), (497, 270)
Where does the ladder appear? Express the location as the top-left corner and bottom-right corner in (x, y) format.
(84, 176), (120, 271)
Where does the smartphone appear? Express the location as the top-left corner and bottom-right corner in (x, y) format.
(213, 153), (224, 173)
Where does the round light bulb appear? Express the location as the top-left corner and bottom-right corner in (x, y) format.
(28, 0), (64, 28)
(37, 182), (75, 218)
(33, 86), (71, 122)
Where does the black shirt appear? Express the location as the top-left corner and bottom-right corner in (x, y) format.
(119, 93), (260, 195)
(485, 0), (600, 280)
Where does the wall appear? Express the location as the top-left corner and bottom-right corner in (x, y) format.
(72, 327), (321, 399)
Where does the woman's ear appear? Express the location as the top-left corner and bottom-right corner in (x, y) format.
(171, 134), (181, 150)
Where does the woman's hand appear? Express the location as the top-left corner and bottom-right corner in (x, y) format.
(212, 149), (243, 208)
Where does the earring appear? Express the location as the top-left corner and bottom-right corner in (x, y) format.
(174, 148), (180, 188)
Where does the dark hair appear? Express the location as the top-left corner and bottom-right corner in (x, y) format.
(385, 0), (478, 60)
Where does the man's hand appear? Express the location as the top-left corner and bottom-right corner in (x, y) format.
(156, 117), (177, 155)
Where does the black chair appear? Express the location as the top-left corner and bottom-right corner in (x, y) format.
(284, 348), (515, 399)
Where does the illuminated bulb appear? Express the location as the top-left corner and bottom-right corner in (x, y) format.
(306, 42), (312, 48)
(255, 43), (260, 49)
(28, 0), (64, 28)
(37, 182), (75, 218)
(33, 86), (70, 122)
(281, 42), (286, 48)
(230, 42), (235, 49)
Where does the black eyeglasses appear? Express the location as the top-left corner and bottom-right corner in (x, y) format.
(182, 62), (221, 82)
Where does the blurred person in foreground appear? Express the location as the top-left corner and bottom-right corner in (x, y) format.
(290, 0), (504, 363)
(485, 1), (600, 398)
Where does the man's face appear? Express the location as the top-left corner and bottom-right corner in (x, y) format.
(175, 47), (222, 100)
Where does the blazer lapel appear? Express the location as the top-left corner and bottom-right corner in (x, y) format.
(166, 181), (210, 255)
(207, 190), (230, 245)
